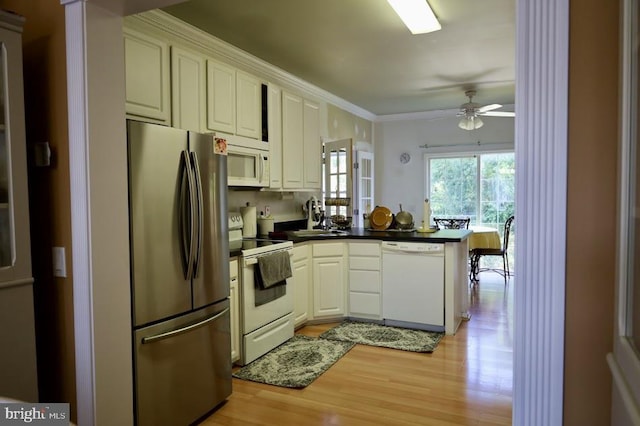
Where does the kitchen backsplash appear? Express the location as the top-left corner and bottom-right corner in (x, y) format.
(228, 189), (321, 222)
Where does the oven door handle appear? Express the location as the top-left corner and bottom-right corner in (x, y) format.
(243, 251), (293, 267)
(245, 258), (258, 266)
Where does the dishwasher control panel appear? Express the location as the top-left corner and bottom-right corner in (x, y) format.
(381, 241), (444, 253)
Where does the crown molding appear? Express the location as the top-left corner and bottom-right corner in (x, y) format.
(127, 10), (377, 121)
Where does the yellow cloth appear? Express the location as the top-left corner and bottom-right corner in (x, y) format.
(469, 226), (501, 250)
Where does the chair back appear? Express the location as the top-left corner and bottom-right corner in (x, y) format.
(433, 217), (471, 229)
(503, 215), (515, 250)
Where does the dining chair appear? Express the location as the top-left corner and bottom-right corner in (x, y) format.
(433, 217), (471, 229)
(471, 215), (515, 285)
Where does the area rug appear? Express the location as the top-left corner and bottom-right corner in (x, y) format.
(319, 321), (444, 353)
(232, 335), (355, 388)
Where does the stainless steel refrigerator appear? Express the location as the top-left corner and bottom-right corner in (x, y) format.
(127, 120), (231, 426)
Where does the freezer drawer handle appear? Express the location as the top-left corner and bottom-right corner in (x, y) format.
(141, 307), (229, 344)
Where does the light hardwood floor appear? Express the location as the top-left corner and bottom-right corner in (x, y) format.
(201, 273), (513, 425)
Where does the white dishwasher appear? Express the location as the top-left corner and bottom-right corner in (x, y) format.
(381, 241), (445, 331)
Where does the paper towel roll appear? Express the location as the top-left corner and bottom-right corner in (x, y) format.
(240, 204), (257, 237)
(423, 199), (431, 227)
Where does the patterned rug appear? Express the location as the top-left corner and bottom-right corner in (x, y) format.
(232, 335), (355, 388)
(319, 321), (444, 353)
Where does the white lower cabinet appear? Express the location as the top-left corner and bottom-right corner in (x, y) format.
(348, 242), (381, 319)
(229, 258), (239, 363)
(312, 242), (346, 318)
(292, 244), (311, 327)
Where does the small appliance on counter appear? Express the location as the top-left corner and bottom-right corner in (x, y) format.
(257, 215), (274, 236)
(305, 196), (324, 230)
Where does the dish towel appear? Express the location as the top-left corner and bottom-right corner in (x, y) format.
(257, 250), (293, 289)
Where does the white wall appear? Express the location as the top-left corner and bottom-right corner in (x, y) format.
(374, 113), (515, 225)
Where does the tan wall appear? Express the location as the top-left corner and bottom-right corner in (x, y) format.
(327, 103), (373, 143)
(565, 0), (618, 423)
(2, 0), (76, 417)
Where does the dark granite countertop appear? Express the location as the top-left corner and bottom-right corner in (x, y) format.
(284, 227), (472, 244)
(228, 227), (471, 257)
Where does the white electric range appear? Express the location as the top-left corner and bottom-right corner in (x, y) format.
(228, 212), (294, 365)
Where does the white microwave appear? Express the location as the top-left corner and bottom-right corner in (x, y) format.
(219, 134), (270, 187)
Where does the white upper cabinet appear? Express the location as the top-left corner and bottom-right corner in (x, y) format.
(124, 28), (170, 123)
(206, 59), (236, 134)
(235, 71), (262, 140)
(206, 63), (262, 140)
(303, 99), (321, 189)
(282, 91), (304, 188)
(281, 90), (321, 190)
(171, 46), (206, 132)
(267, 83), (283, 189)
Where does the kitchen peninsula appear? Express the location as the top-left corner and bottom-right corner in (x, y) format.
(278, 228), (471, 336)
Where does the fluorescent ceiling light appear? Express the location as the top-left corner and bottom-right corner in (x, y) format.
(387, 0), (441, 34)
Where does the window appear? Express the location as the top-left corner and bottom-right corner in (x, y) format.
(426, 151), (515, 268)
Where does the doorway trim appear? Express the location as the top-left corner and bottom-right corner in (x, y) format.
(514, 0), (568, 424)
(62, 0), (569, 424)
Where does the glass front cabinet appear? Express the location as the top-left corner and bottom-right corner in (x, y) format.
(0, 10), (38, 403)
(0, 9), (31, 284)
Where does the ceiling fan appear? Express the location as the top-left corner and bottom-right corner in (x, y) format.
(457, 90), (515, 130)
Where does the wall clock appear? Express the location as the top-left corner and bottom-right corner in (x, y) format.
(400, 152), (411, 164)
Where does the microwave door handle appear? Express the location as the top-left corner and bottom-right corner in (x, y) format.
(259, 154), (264, 183)
(180, 150), (197, 280)
(190, 152), (204, 278)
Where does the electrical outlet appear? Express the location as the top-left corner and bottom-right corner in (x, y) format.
(264, 205), (271, 217)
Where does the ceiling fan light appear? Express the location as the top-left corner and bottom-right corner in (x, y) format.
(387, 0), (441, 34)
(458, 116), (484, 130)
(458, 118), (471, 130)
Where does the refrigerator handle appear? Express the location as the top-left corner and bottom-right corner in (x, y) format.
(141, 308), (230, 344)
(180, 150), (197, 280)
(190, 152), (204, 278)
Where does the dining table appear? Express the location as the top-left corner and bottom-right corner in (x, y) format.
(468, 225), (502, 282)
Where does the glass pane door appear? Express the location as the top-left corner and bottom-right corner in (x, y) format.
(323, 139), (352, 218)
(0, 43), (12, 268)
(356, 150), (374, 228)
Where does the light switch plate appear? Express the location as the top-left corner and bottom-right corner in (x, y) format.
(52, 246), (67, 278)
